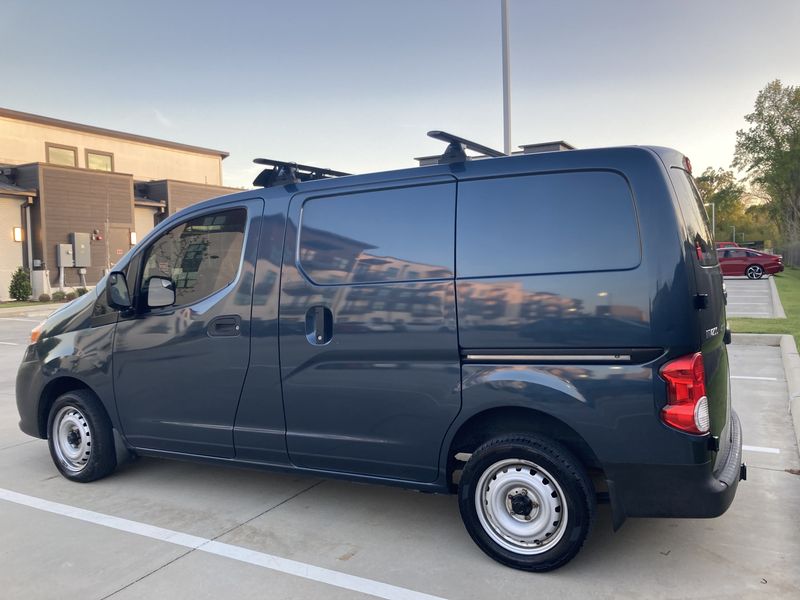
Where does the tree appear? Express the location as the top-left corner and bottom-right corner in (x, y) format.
(695, 167), (746, 240)
(8, 267), (32, 301)
(733, 79), (800, 240)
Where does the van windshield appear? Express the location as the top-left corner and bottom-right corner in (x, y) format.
(670, 167), (717, 266)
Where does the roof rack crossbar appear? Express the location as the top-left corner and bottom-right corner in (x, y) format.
(252, 158), (351, 188)
(427, 130), (506, 165)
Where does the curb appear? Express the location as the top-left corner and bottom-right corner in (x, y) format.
(778, 334), (800, 453)
(731, 333), (782, 346)
(768, 276), (787, 318)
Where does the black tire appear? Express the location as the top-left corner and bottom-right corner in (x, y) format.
(745, 264), (764, 279)
(458, 434), (594, 572)
(46, 389), (117, 482)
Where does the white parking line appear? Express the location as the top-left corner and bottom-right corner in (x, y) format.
(730, 376), (780, 381)
(0, 341), (18, 346)
(0, 488), (446, 600)
(0, 317), (40, 323)
(742, 445), (781, 454)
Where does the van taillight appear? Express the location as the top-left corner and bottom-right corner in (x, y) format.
(660, 352), (710, 435)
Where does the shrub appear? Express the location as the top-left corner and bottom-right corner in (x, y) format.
(38, 293), (51, 303)
(76, 287), (89, 296)
(65, 292), (77, 301)
(9, 267), (32, 301)
(51, 291), (66, 302)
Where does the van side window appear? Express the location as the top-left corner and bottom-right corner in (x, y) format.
(457, 171), (640, 278)
(669, 168), (717, 266)
(140, 208), (246, 307)
(298, 184), (454, 285)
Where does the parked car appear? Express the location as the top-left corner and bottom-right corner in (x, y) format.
(717, 247), (784, 279)
(715, 241), (739, 249)
(16, 141), (743, 572)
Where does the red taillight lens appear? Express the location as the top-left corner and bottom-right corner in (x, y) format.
(660, 352), (710, 435)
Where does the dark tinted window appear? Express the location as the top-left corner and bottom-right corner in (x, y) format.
(670, 168), (717, 266)
(140, 209), (246, 306)
(746, 250), (760, 257)
(457, 171), (640, 278)
(298, 184), (454, 285)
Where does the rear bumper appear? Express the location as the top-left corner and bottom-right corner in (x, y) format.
(606, 411), (743, 521)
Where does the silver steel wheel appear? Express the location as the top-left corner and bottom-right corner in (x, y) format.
(475, 458), (568, 555)
(746, 265), (763, 279)
(51, 405), (92, 473)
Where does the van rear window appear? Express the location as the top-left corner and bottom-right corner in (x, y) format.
(457, 171), (640, 278)
(670, 168), (717, 266)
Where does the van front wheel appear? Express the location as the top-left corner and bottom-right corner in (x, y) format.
(458, 434), (594, 571)
(47, 389), (117, 482)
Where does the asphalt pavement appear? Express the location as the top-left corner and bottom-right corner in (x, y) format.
(724, 277), (780, 318)
(0, 317), (798, 599)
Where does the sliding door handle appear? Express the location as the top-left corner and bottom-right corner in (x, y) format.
(305, 306), (333, 345)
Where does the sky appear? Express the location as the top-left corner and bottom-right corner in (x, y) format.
(3, 0), (800, 188)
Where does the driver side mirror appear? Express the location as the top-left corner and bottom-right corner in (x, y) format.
(107, 272), (132, 310)
(146, 276), (176, 309)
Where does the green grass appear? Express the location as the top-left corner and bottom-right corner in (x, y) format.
(728, 266), (800, 345)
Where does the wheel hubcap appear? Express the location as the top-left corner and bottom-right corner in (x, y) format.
(475, 458), (568, 555)
(52, 406), (92, 473)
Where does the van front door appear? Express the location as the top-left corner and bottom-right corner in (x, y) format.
(113, 200), (262, 457)
(279, 178), (461, 483)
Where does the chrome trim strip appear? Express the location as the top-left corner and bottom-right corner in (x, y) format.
(464, 354), (631, 362)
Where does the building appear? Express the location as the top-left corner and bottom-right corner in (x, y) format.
(0, 107), (241, 299)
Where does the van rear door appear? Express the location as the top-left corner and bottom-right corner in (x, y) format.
(667, 163), (731, 470)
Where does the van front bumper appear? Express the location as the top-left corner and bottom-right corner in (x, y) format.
(606, 411), (744, 521)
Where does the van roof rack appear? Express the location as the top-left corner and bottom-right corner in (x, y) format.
(427, 130), (506, 164)
(252, 158), (351, 188)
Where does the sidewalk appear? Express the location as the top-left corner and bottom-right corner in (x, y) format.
(0, 304), (60, 319)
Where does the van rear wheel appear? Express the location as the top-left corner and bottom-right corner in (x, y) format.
(458, 434), (594, 571)
(746, 264), (764, 279)
(47, 389), (117, 482)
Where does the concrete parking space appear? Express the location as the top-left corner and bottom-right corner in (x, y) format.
(724, 276), (782, 318)
(1, 319), (799, 599)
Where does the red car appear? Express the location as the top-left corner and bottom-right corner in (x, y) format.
(715, 241), (739, 249)
(717, 247), (784, 279)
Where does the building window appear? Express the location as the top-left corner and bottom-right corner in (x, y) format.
(86, 150), (114, 172)
(45, 143), (77, 167)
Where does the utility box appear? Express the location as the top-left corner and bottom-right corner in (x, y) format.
(71, 232), (92, 267)
(57, 244), (74, 267)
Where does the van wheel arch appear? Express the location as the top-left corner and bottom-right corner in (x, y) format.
(38, 377), (97, 438)
(447, 407), (602, 491)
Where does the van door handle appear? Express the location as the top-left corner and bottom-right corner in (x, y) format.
(208, 315), (241, 337)
(305, 306), (333, 345)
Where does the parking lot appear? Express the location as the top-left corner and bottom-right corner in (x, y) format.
(1, 316), (799, 599)
(724, 277), (780, 318)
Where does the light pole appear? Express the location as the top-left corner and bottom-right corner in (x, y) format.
(731, 225), (736, 243)
(704, 202), (715, 239)
(501, 0), (511, 155)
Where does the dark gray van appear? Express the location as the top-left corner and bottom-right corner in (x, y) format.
(15, 140), (744, 571)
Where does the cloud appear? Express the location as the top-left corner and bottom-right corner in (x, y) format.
(152, 108), (174, 128)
